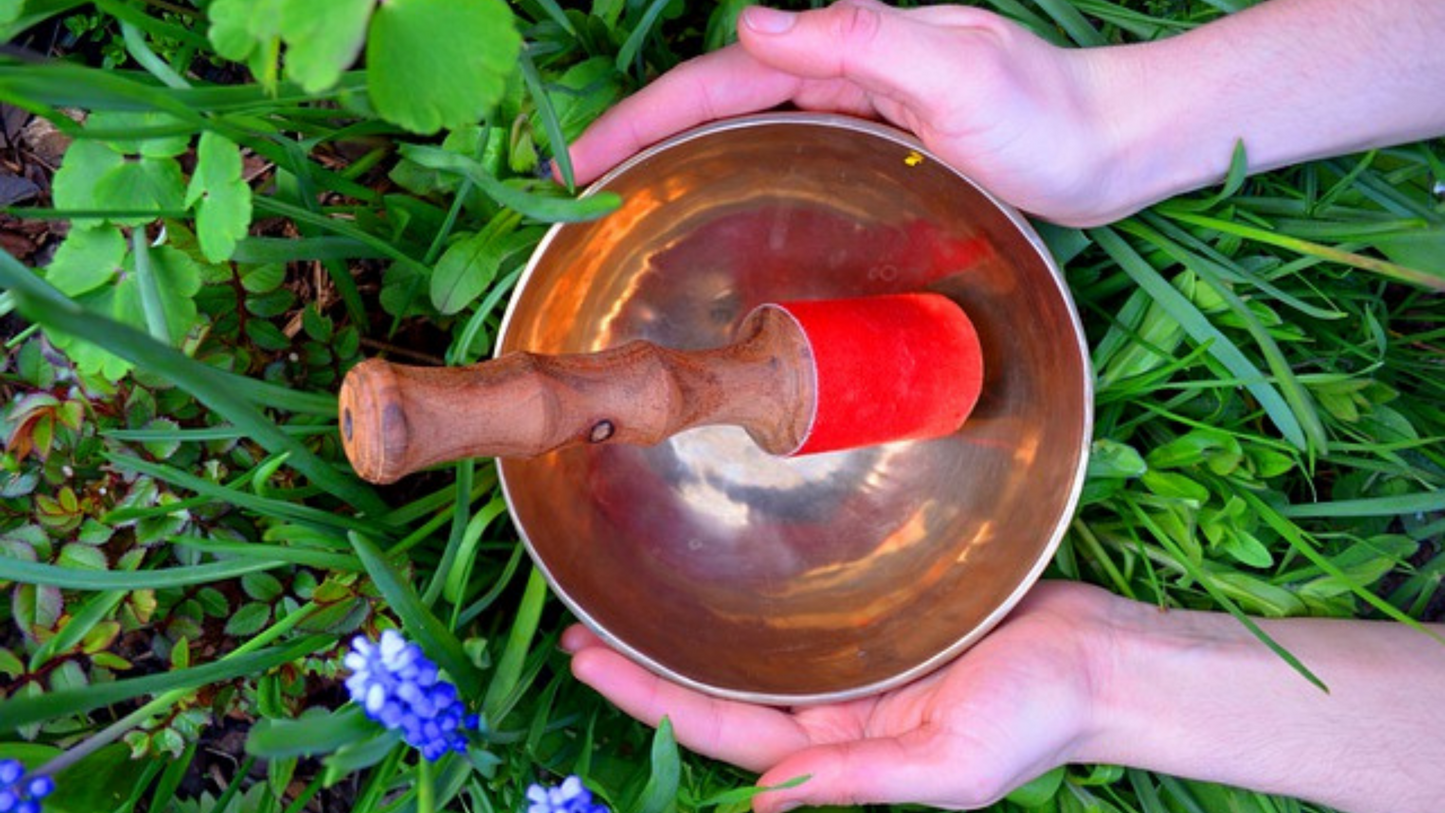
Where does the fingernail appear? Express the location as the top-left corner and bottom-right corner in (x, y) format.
(742, 6), (796, 34)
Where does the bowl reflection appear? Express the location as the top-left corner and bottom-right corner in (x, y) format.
(497, 113), (1091, 704)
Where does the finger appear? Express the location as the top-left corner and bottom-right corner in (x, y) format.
(737, 0), (984, 109)
(753, 731), (984, 813)
(565, 46), (802, 185)
(569, 644), (812, 772)
(560, 623), (604, 653)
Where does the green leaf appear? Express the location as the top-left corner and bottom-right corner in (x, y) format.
(246, 319), (293, 351)
(92, 157), (188, 225)
(431, 220), (507, 315)
(57, 543), (109, 570)
(1087, 439), (1147, 479)
(242, 571), (286, 602)
(51, 139), (125, 213)
(242, 263), (287, 294)
(1006, 767), (1066, 808)
(1, 0), (88, 40)
(279, 0), (375, 93)
(141, 417), (183, 460)
(1219, 530), (1274, 569)
(208, 0), (286, 61)
(248, 706), (377, 759)
(630, 717), (680, 813)
(365, 0), (521, 135)
(323, 728), (404, 784)
(44, 226), (126, 297)
(186, 131), (253, 263)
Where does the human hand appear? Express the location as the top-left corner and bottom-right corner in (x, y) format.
(563, 581), (1123, 812)
(565, 0), (1135, 227)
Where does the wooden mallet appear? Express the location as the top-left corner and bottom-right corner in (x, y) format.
(339, 293), (984, 484)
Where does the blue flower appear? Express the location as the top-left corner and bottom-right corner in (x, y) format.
(344, 629), (477, 761)
(526, 776), (608, 813)
(0, 760), (54, 813)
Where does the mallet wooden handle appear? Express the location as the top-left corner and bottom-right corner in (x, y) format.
(340, 306), (814, 484)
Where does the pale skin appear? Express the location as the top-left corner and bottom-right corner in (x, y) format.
(564, 0), (1445, 227)
(562, 1), (1445, 810)
(566, 583), (1445, 813)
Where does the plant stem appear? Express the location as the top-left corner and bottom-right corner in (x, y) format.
(417, 756), (436, 813)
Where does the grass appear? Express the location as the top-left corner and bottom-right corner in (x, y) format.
(1, 1), (1443, 813)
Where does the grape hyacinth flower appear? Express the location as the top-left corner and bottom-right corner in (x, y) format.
(526, 776), (609, 813)
(343, 629), (477, 761)
(0, 759), (54, 813)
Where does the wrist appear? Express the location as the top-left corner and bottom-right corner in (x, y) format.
(1074, 42), (1239, 224)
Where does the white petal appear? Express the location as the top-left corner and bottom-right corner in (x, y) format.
(365, 683), (387, 714)
(560, 777), (583, 800)
(379, 629), (405, 661)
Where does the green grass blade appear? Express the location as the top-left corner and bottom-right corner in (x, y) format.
(246, 707), (375, 759)
(0, 556), (284, 591)
(1137, 212), (1347, 321)
(1118, 219), (1328, 453)
(128, 230), (171, 342)
(1090, 226), (1309, 450)
(1279, 489), (1445, 519)
(423, 461), (475, 607)
(398, 144), (621, 223)
(103, 424), (335, 442)
(230, 236), (388, 263)
(1165, 211), (1445, 290)
(252, 196), (431, 280)
(349, 532), (483, 697)
(975, 0), (1063, 43)
(119, 20), (191, 90)
(148, 740), (198, 813)
(616, 0), (673, 72)
(169, 535), (362, 571)
(0, 635), (331, 732)
(520, 48), (575, 191)
(1232, 486), (1443, 640)
(481, 566), (548, 722)
(1030, 0), (1106, 46)
(106, 452), (387, 536)
(629, 718), (681, 813)
(458, 541), (526, 627)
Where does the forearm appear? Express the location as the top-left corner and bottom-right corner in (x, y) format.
(1079, 600), (1445, 813)
(1089, 0), (1445, 217)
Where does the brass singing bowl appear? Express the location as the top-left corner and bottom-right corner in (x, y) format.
(498, 113), (1091, 704)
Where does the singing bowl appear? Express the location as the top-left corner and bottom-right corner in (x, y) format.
(498, 113), (1091, 704)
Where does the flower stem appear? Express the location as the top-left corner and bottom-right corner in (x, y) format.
(417, 756), (436, 813)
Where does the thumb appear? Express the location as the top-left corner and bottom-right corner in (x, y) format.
(752, 733), (992, 813)
(736, 1), (954, 104)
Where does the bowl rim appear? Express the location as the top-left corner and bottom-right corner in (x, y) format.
(496, 111), (1095, 705)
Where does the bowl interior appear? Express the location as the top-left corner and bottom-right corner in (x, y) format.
(498, 114), (1090, 703)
